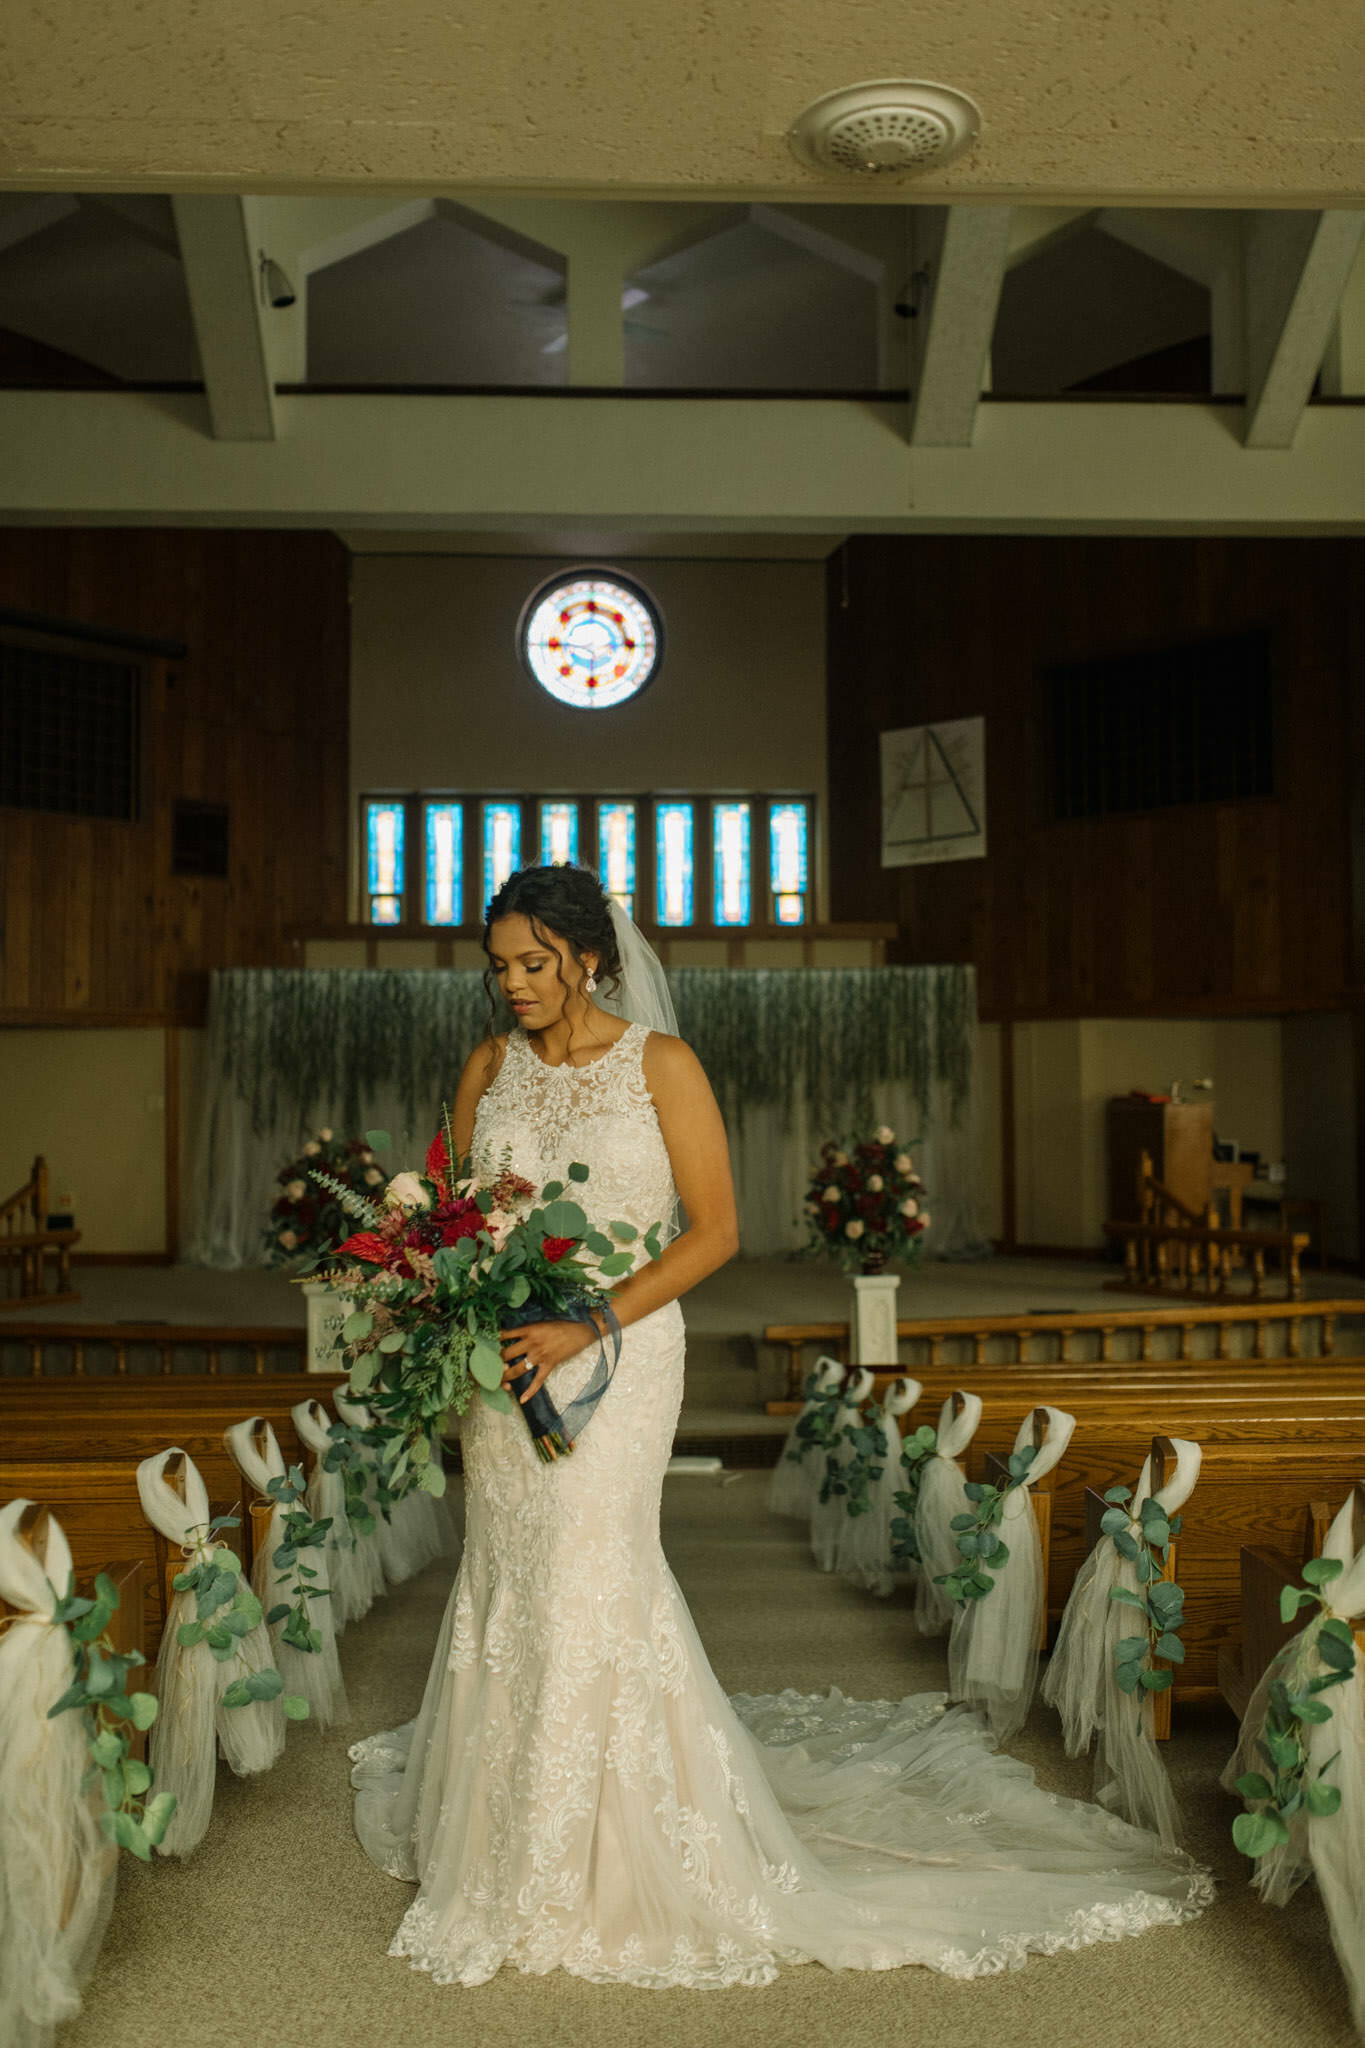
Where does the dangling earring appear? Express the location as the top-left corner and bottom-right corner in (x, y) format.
(585, 972), (598, 993)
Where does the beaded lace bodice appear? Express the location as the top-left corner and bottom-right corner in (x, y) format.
(471, 1022), (677, 1267)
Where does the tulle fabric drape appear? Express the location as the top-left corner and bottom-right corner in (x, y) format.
(837, 1377), (924, 1596)
(1042, 1439), (1202, 1849)
(224, 1418), (348, 1727)
(810, 1368), (874, 1573)
(914, 1393), (983, 1636)
(947, 1407), (1075, 1742)
(766, 1357), (845, 1520)
(1222, 1490), (1365, 2032)
(135, 1450), (284, 1856)
(0, 1499), (117, 2048)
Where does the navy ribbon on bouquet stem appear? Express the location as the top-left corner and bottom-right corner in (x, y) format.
(499, 1292), (623, 1462)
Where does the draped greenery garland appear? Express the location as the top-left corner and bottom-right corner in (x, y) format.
(208, 964), (977, 1140)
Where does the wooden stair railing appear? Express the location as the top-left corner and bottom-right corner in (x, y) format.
(0, 1156), (81, 1311)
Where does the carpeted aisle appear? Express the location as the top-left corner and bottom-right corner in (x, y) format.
(66, 1475), (1355, 2048)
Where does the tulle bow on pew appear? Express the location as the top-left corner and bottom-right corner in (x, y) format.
(1223, 1486), (1365, 2033)
(948, 1405), (1075, 1741)
(224, 1418), (348, 1727)
(839, 1375), (924, 1596)
(767, 1355), (845, 1520)
(914, 1390), (984, 1636)
(1042, 1437), (1201, 1847)
(135, 1448), (285, 1855)
(0, 1498), (116, 2048)
(811, 1367), (875, 1573)
(291, 1399), (373, 1631)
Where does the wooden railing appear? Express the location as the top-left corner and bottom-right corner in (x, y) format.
(1102, 1145), (1309, 1300)
(762, 1297), (1365, 1405)
(0, 1155), (81, 1310)
(1103, 1219), (1311, 1299)
(0, 1322), (308, 1378)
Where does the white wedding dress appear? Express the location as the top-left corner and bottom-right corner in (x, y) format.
(350, 1021), (1211, 1990)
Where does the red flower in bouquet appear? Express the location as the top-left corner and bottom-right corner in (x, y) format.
(426, 1128), (452, 1197)
(335, 1230), (390, 1265)
(542, 1235), (577, 1265)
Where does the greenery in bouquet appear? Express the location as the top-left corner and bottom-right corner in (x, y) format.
(265, 1127), (387, 1268)
(308, 1110), (663, 1482)
(803, 1124), (932, 1274)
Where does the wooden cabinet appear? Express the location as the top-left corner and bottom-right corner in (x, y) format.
(1106, 1098), (1214, 1222)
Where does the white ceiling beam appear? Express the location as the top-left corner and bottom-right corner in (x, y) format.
(1244, 209), (1365, 448)
(747, 205), (887, 285)
(171, 195), (277, 440)
(0, 193), (78, 257)
(4, 390), (1363, 533)
(910, 206), (1014, 446)
(1321, 238), (1365, 395)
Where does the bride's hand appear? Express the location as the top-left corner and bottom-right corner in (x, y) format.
(498, 1320), (593, 1402)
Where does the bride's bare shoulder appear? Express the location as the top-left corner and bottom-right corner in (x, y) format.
(456, 1033), (510, 1101)
(640, 1030), (709, 1093)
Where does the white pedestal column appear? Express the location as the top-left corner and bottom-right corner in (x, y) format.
(851, 1272), (901, 1368)
(303, 1281), (351, 1375)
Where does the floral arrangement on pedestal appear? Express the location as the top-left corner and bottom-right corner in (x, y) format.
(264, 1128), (386, 1267)
(803, 1124), (932, 1276)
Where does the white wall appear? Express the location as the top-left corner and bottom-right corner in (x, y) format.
(1010, 1015), (1286, 1248)
(349, 551), (829, 915)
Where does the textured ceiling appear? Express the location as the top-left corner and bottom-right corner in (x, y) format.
(1, 0), (1362, 204)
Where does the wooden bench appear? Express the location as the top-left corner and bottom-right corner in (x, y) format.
(0, 1464), (197, 1659)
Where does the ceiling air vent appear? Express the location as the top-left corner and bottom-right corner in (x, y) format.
(787, 80), (981, 177)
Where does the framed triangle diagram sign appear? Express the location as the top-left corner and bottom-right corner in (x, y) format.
(880, 716), (986, 867)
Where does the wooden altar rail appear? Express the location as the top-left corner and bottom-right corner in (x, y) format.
(0, 1155), (81, 1311)
(1, 1322), (308, 1379)
(1102, 1218), (1310, 1300)
(762, 1299), (1364, 1407)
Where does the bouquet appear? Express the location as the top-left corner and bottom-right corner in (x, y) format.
(308, 1111), (664, 1478)
(265, 1128), (385, 1267)
(803, 1123), (932, 1275)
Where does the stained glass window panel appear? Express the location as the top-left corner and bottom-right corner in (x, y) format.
(597, 801), (636, 916)
(365, 800), (405, 925)
(655, 802), (694, 927)
(769, 800), (809, 925)
(539, 800), (579, 868)
(482, 802), (522, 909)
(423, 802), (463, 925)
(521, 574), (661, 710)
(712, 802), (752, 927)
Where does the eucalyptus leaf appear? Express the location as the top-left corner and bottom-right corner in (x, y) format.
(342, 1309), (374, 1343)
(1302, 1555), (1344, 1586)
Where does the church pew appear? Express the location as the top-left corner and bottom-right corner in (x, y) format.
(1217, 1483), (1365, 1718)
(0, 1460), (246, 1656)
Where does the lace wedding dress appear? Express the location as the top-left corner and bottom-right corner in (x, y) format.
(350, 1022), (1212, 1990)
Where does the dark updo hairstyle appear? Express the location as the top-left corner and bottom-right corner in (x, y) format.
(482, 863), (623, 1037)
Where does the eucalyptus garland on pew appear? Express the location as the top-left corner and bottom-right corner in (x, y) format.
(262, 1466), (335, 1698)
(888, 1424), (939, 1567)
(819, 1409), (886, 1519)
(1231, 1553), (1357, 1861)
(786, 1383), (845, 1467)
(47, 1574), (176, 1862)
(936, 1444), (1037, 1605)
(171, 1510), (303, 1718)
(1099, 1483), (1188, 1718)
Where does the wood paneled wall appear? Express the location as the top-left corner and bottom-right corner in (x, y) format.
(0, 529), (350, 1023)
(827, 537), (1365, 1022)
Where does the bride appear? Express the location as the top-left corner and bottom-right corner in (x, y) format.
(349, 862), (1211, 1990)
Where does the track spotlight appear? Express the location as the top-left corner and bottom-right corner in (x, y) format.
(257, 249), (296, 309)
